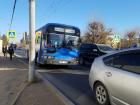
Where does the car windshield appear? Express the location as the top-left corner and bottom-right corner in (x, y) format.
(97, 45), (114, 51)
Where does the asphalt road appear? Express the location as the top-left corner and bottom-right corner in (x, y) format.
(38, 65), (97, 105)
(14, 48), (26, 58)
(14, 49), (97, 105)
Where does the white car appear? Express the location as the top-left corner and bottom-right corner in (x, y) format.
(89, 48), (140, 105)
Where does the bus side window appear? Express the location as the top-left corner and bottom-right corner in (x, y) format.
(43, 33), (47, 40)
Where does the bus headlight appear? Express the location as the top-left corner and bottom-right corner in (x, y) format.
(72, 57), (78, 63)
(48, 56), (54, 59)
(44, 56), (47, 59)
(72, 57), (77, 60)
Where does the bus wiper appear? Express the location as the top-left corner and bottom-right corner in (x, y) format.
(47, 47), (56, 53)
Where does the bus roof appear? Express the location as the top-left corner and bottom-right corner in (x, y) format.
(36, 23), (80, 32)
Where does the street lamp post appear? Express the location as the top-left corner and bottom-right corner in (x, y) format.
(28, 0), (35, 82)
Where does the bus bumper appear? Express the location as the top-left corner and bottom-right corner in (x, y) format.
(43, 59), (79, 65)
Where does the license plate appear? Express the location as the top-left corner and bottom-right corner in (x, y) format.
(59, 61), (68, 64)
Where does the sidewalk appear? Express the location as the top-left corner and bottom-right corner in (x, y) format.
(0, 53), (65, 105)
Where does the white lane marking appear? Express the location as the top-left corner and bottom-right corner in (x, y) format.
(61, 69), (89, 75)
(14, 53), (25, 58)
(37, 70), (61, 73)
(0, 68), (28, 71)
(14, 54), (28, 66)
(37, 73), (75, 105)
(37, 69), (89, 75)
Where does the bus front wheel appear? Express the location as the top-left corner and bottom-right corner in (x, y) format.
(36, 54), (41, 67)
(79, 56), (85, 65)
(35, 53), (38, 64)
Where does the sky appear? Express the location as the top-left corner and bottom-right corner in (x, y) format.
(0, 0), (140, 42)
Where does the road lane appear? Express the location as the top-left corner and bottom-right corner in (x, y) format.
(39, 69), (97, 105)
(14, 49), (97, 105)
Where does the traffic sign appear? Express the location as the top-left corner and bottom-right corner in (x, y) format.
(113, 34), (121, 43)
(7, 30), (16, 41)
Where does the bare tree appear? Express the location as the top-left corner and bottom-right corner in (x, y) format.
(120, 39), (129, 48)
(126, 30), (136, 47)
(20, 38), (26, 47)
(83, 20), (112, 44)
(2, 35), (8, 46)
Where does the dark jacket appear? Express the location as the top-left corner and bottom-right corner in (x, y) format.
(2, 46), (7, 53)
(8, 46), (14, 54)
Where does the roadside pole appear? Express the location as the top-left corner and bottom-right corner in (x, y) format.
(29, 0), (35, 82)
(139, 34), (140, 47)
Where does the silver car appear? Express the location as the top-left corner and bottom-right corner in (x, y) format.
(89, 48), (140, 105)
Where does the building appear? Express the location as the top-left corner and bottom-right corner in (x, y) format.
(0, 40), (3, 52)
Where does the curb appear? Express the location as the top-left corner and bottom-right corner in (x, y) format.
(10, 83), (28, 105)
(36, 72), (75, 105)
(10, 56), (29, 105)
(14, 53), (75, 105)
(14, 54), (25, 59)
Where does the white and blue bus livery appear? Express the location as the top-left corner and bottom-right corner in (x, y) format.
(34, 23), (80, 65)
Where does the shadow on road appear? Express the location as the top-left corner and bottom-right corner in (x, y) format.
(37, 64), (91, 71)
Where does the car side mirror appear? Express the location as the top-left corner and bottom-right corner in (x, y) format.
(93, 49), (98, 52)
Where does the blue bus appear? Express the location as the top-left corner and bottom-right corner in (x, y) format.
(35, 23), (80, 65)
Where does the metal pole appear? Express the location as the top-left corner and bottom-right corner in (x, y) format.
(29, 0), (35, 82)
(119, 39), (121, 50)
(139, 34), (140, 47)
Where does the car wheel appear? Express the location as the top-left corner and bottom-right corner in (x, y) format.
(79, 56), (85, 65)
(94, 82), (110, 105)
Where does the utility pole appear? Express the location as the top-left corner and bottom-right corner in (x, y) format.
(29, 0), (35, 82)
(138, 34), (140, 47)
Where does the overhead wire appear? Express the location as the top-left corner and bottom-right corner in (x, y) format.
(38, 0), (59, 26)
(47, 0), (72, 19)
(47, 0), (63, 18)
(48, 0), (57, 11)
(9, 0), (18, 31)
(38, 0), (72, 27)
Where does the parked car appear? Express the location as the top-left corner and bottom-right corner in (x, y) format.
(79, 43), (114, 65)
(89, 48), (140, 105)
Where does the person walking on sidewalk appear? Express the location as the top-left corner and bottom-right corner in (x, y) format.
(8, 45), (14, 60)
(2, 45), (7, 58)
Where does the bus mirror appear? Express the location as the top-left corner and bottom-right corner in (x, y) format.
(78, 38), (81, 43)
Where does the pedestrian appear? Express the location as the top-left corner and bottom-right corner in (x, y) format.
(2, 45), (7, 58)
(8, 45), (14, 60)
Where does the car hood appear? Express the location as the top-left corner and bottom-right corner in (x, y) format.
(102, 50), (115, 54)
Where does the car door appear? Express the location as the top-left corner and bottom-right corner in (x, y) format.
(79, 45), (86, 60)
(115, 50), (140, 105)
(89, 45), (99, 63)
(103, 54), (126, 105)
(80, 44), (92, 63)
(104, 50), (140, 105)
(84, 45), (91, 62)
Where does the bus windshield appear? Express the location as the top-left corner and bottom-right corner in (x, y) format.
(48, 33), (64, 48)
(48, 33), (79, 48)
(65, 35), (79, 48)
